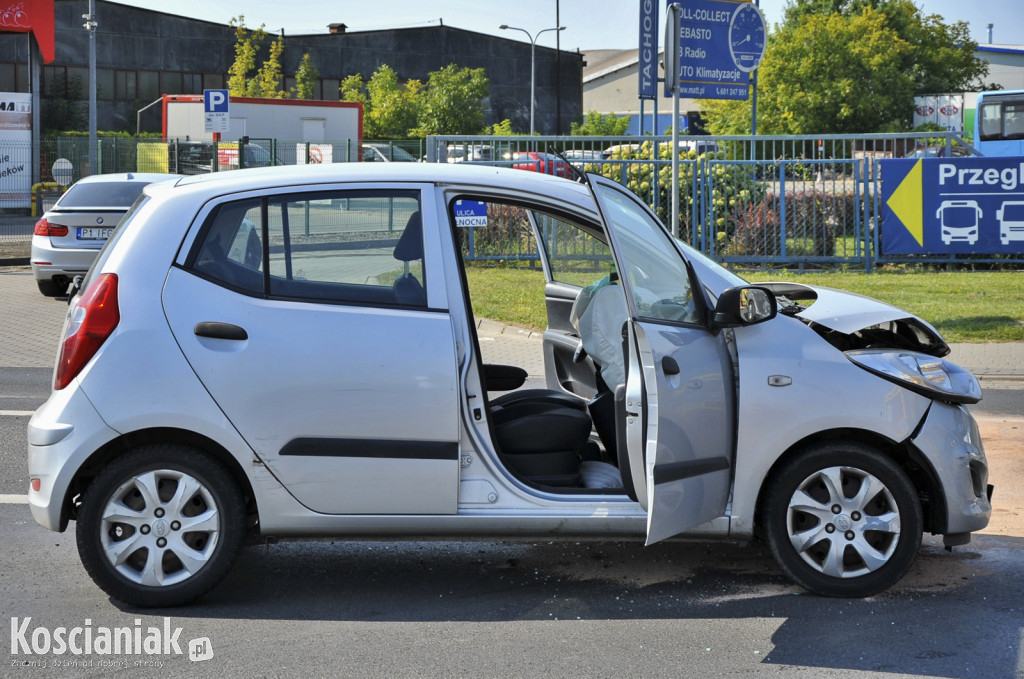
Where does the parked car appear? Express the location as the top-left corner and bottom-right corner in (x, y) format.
(511, 151), (574, 178)
(361, 142), (419, 162)
(903, 145), (970, 159)
(30, 172), (181, 296)
(28, 163), (990, 606)
(174, 141), (279, 174)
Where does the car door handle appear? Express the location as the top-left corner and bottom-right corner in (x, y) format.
(662, 356), (680, 375)
(194, 322), (248, 341)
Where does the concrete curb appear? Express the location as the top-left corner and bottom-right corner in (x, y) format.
(476, 319), (544, 341)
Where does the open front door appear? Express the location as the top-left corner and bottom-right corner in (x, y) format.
(591, 176), (735, 545)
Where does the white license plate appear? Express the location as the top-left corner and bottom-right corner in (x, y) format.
(77, 227), (113, 240)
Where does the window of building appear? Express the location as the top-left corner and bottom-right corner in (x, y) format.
(96, 68), (114, 100)
(138, 70), (159, 102)
(203, 73), (224, 90)
(67, 67), (89, 99)
(0, 62), (16, 91)
(183, 72), (203, 94)
(115, 70), (136, 100)
(321, 78), (339, 100)
(160, 71), (183, 95)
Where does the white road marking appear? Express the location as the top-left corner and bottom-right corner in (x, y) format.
(0, 495), (29, 504)
(0, 410), (35, 417)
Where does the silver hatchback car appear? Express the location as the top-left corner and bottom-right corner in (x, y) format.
(27, 164), (991, 606)
(30, 172), (180, 296)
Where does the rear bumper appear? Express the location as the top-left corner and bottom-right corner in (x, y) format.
(30, 236), (101, 281)
(27, 384), (118, 532)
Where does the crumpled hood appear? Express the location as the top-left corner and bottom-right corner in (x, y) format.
(755, 282), (950, 357)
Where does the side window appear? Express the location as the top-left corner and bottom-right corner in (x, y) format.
(190, 190), (425, 307)
(451, 197), (612, 286)
(596, 183), (700, 325)
(192, 199), (264, 295)
(979, 103), (1001, 140)
(540, 216), (615, 287)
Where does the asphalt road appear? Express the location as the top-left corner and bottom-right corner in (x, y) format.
(2, 271), (1023, 678)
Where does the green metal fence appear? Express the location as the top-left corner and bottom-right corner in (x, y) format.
(5, 132), (1022, 269)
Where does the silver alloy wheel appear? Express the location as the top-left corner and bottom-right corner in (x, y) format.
(99, 469), (221, 587)
(786, 465), (901, 579)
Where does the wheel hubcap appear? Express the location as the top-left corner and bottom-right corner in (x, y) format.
(786, 466), (901, 579)
(99, 469), (221, 587)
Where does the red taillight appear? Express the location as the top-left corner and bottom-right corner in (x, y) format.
(55, 273), (120, 390)
(33, 218), (69, 237)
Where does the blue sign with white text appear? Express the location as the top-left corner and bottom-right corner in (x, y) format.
(667, 0), (758, 101)
(454, 200), (488, 228)
(639, 0), (659, 99)
(881, 157), (1024, 254)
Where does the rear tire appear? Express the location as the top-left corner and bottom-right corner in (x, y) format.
(763, 442), (922, 598)
(76, 444), (245, 607)
(37, 278), (66, 297)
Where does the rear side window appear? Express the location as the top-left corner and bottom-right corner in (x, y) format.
(189, 189), (425, 307)
(56, 182), (149, 209)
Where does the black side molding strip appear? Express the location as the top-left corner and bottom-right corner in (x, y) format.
(280, 437), (459, 461)
(653, 456), (730, 486)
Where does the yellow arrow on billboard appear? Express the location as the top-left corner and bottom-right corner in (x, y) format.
(885, 159), (924, 247)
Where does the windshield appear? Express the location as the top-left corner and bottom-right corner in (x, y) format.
(675, 239), (748, 297)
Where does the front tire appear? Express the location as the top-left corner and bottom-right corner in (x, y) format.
(763, 442), (923, 597)
(76, 444), (245, 607)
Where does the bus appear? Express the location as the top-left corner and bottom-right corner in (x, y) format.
(974, 89), (1024, 156)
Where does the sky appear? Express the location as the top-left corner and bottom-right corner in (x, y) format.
(111, 0), (1024, 51)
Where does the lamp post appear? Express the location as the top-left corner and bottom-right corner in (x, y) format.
(499, 24), (564, 136)
(84, 0), (97, 174)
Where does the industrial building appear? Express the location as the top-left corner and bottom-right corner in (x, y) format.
(0, 0), (584, 135)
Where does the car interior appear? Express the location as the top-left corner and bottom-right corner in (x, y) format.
(451, 196), (634, 497)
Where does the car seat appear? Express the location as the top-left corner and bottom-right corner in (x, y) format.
(572, 281), (629, 457)
(392, 212), (427, 306)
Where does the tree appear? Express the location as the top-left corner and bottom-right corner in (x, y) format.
(340, 66), (422, 138)
(415, 64), (490, 136)
(365, 65), (422, 138)
(339, 74), (366, 106)
(571, 111), (631, 136)
(704, 1), (992, 135)
(484, 119), (516, 136)
(784, 0), (992, 94)
(341, 63), (489, 137)
(256, 33), (287, 99)
(227, 17), (262, 97)
(226, 16), (287, 99)
(41, 72), (85, 132)
(293, 53), (320, 100)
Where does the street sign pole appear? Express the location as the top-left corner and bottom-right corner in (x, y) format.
(665, 3), (682, 238)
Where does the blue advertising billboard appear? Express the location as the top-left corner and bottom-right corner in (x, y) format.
(667, 0), (764, 101)
(881, 157), (1024, 254)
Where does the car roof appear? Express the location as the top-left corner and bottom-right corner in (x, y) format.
(170, 162), (590, 199)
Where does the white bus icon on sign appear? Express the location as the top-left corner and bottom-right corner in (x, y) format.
(996, 200), (1024, 245)
(936, 199), (982, 245)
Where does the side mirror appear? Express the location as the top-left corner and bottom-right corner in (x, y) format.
(712, 285), (777, 329)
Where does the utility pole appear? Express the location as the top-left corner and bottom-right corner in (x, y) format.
(84, 0), (98, 174)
